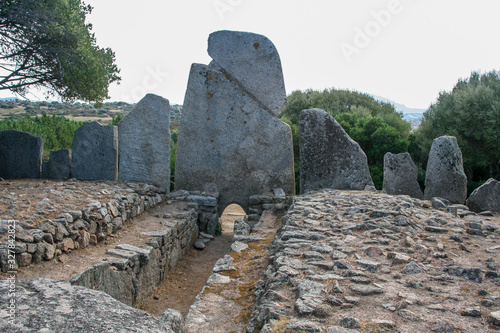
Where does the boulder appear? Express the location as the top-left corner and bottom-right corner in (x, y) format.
(47, 149), (71, 179)
(467, 178), (500, 213)
(299, 108), (374, 193)
(119, 94), (171, 188)
(424, 136), (467, 204)
(0, 129), (42, 179)
(71, 122), (118, 181)
(175, 31), (295, 214)
(0, 279), (180, 332)
(383, 152), (423, 199)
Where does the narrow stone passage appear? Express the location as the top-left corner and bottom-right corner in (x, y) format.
(137, 204), (245, 316)
(184, 210), (281, 333)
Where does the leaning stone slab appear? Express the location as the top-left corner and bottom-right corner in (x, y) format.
(299, 108), (374, 193)
(175, 31), (295, 214)
(0, 129), (42, 178)
(0, 279), (179, 332)
(208, 30), (287, 115)
(72, 121), (118, 181)
(47, 149), (71, 179)
(383, 152), (423, 199)
(424, 136), (467, 204)
(466, 178), (500, 213)
(119, 94), (171, 188)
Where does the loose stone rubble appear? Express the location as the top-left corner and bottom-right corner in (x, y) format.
(299, 109), (374, 193)
(425, 136), (468, 204)
(248, 189), (500, 332)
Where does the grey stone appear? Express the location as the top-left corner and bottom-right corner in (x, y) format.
(48, 149), (71, 179)
(207, 30), (287, 115)
(213, 254), (236, 272)
(424, 136), (467, 204)
(158, 308), (185, 333)
(284, 320), (322, 332)
(187, 195), (217, 207)
(467, 178), (500, 213)
(326, 326), (360, 333)
(401, 261), (422, 274)
(194, 240), (206, 250)
(349, 283), (384, 295)
(175, 31), (295, 215)
(41, 161), (49, 178)
(383, 152), (423, 199)
(0, 279), (177, 332)
(119, 94), (171, 187)
(231, 240), (249, 253)
(0, 129), (42, 178)
(339, 317), (360, 329)
(489, 311), (500, 327)
(72, 121), (118, 181)
(299, 109), (374, 193)
(233, 219), (251, 235)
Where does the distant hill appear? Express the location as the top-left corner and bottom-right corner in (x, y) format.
(0, 97), (19, 101)
(372, 95), (427, 129)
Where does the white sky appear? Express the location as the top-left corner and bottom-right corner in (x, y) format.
(4, 0), (500, 110)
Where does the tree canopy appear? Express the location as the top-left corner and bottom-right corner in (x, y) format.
(414, 71), (500, 182)
(0, 0), (120, 103)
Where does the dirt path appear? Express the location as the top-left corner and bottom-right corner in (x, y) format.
(137, 204), (246, 317)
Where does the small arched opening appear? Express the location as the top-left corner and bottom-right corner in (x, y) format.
(220, 203), (247, 237)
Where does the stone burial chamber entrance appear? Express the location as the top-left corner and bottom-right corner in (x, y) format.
(174, 30), (295, 215)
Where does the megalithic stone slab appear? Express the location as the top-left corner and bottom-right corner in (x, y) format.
(48, 149), (71, 179)
(466, 178), (500, 213)
(208, 30), (287, 115)
(383, 152), (423, 199)
(299, 108), (374, 193)
(72, 122), (118, 181)
(118, 94), (171, 188)
(424, 136), (467, 204)
(175, 61), (295, 215)
(0, 129), (43, 179)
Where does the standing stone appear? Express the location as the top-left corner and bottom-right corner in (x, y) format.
(383, 152), (423, 199)
(72, 122), (118, 181)
(119, 94), (171, 188)
(424, 136), (467, 204)
(0, 129), (42, 179)
(175, 31), (295, 215)
(466, 178), (500, 213)
(299, 109), (374, 193)
(208, 30), (287, 115)
(47, 149), (71, 179)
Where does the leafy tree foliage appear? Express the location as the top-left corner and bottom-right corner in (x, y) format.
(280, 88), (411, 190)
(0, 114), (83, 158)
(0, 0), (120, 102)
(414, 71), (500, 182)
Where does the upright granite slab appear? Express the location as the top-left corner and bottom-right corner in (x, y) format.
(119, 94), (171, 188)
(175, 31), (295, 214)
(47, 149), (71, 179)
(466, 178), (500, 213)
(299, 108), (374, 193)
(424, 136), (467, 204)
(0, 129), (42, 179)
(383, 152), (423, 199)
(71, 122), (118, 181)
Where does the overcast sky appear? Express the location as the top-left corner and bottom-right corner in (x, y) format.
(4, 0), (500, 110)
